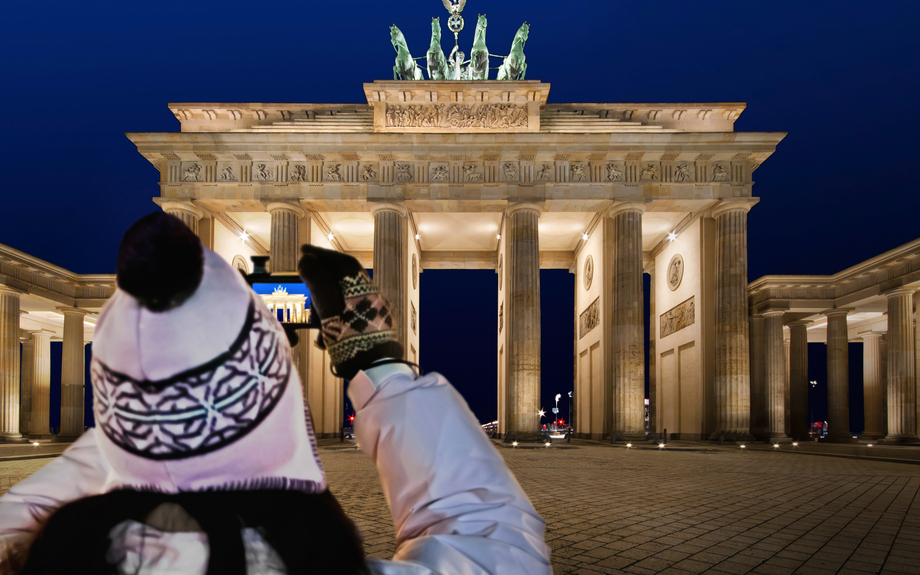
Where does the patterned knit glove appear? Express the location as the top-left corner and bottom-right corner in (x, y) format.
(298, 245), (403, 380)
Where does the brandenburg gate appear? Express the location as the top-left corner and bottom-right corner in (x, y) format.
(126, 79), (785, 440)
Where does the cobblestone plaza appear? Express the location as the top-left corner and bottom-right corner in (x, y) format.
(4, 441), (920, 574)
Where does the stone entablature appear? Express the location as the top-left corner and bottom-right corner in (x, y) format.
(167, 81), (745, 134)
(748, 237), (920, 315)
(0, 244), (114, 311)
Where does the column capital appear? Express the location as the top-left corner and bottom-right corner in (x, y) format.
(266, 201), (306, 218)
(505, 201), (543, 218)
(0, 284), (24, 296)
(788, 319), (812, 328)
(822, 308), (852, 318)
(369, 202), (408, 218)
(57, 307), (88, 318)
(762, 309), (785, 318)
(607, 201), (647, 218)
(711, 199), (759, 218)
(883, 287), (916, 299)
(161, 200), (204, 220)
(858, 331), (884, 341)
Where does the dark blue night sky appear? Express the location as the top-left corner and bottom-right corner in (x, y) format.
(3, 1), (918, 429)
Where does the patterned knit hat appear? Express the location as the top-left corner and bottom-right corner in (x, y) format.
(89, 213), (326, 494)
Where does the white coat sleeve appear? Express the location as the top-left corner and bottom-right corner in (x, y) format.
(348, 364), (551, 575)
(0, 430), (109, 573)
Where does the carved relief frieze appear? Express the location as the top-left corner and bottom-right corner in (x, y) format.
(464, 163), (484, 182)
(579, 298), (600, 339)
(361, 163), (378, 182)
(605, 162), (624, 182)
(535, 163), (553, 182)
(412, 254), (418, 290)
(219, 165), (237, 182)
(289, 164), (307, 182)
(502, 162), (519, 182)
(711, 162), (729, 182)
(640, 162), (660, 182)
(499, 301), (504, 333)
(429, 163), (450, 183)
(498, 254), (503, 290)
(570, 162), (588, 182)
(183, 163), (202, 182)
(253, 163), (274, 182)
(660, 296), (695, 338)
(411, 301), (417, 335)
(674, 163), (693, 183)
(324, 163), (343, 182)
(384, 103), (528, 129)
(395, 163), (414, 183)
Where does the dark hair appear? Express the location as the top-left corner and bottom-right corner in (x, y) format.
(22, 489), (367, 575)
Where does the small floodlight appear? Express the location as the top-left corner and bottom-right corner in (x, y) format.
(31, 442), (39, 446)
(496, 234), (501, 239)
(667, 232), (677, 242)
(740, 445), (746, 449)
(327, 233), (334, 240)
(240, 231), (249, 241)
(792, 442), (799, 447)
(545, 442), (551, 447)
(868, 444), (873, 447)
(773, 444), (779, 448)
(658, 443), (664, 448)
(415, 233), (420, 240)
(512, 441), (518, 447)
(626, 443), (632, 448)
(582, 234), (589, 241)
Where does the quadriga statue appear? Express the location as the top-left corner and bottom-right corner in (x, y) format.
(468, 14), (489, 80)
(391, 24), (424, 80)
(496, 22), (529, 81)
(427, 18), (449, 80)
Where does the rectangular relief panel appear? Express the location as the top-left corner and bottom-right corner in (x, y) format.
(660, 296), (696, 338)
(579, 297), (600, 339)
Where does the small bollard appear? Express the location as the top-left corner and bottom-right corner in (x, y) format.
(609, 433), (619, 445)
(718, 435), (725, 446)
(663, 428), (669, 445)
(502, 431), (512, 444)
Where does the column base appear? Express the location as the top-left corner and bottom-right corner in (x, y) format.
(764, 435), (793, 443)
(28, 433), (55, 440)
(708, 432), (756, 443)
(878, 435), (920, 445)
(610, 433), (648, 443)
(54, 434), (83, 443)
(0, 436), (30, 444)
(859, 432), (887, 441)
(822, 434), (858, 443)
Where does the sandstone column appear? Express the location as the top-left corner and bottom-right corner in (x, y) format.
(648, 263), (657, 434)
(608, 203), (646, 441)
(710, 201), (754, 441)
(749, 314), (766, 438)
(861, 332), (886, 439)
(0, 289), (21, 440)
(789, 321), (810, 440)
(784, 328), (791, 437)
(371, 203), (408, 355)
(763, 310), (789, 439)
(267, 202), (306, 273)
(824, 309), (854, 442)
(161, 200), (203, 235)
(28, 331), (53, 438)
(58, 309), (86, 440)
(19, 335), (33, 436)
(505, 202), (542, 436)
(883, 289), (918, 443)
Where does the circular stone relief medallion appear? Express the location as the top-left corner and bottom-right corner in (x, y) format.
(498, 254), (504, 290)
(667, 254), (684, 291)
(583, 255), (594, 290)
(412, 254), (418, 290)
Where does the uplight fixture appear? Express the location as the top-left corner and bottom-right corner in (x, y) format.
(512, 441), (518, 447)
(740, 445), (746, 449)
(868, 444), (873, 447)
(545, 442), (551, 448)
(327, 233), (334, 240)
(626, 443), (632, 448)
(582, 234), (589, 241)
(415, 233), (419, 240)
(31, 442), (39, 446)
(538, 409), (545, 418)
(496, 234), (501, 240)
(792, 442), (799, 447)
(773, 444), (779, 448)
(667, 231), (678, 242)
(239, 231), (249, 241)
(658, 443), (664, 449)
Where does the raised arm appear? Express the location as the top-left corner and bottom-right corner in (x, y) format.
(350, 363), (551, 574)
(0, 430), (108, 573)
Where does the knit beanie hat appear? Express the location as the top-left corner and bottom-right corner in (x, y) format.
(89, 212), (326, 494)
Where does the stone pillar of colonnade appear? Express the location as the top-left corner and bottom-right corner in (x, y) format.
(748, 314), (766, 439)
(784, 328), (791, 437)
(647, 263), (657, 435)
(19, 334), (33, 436)
(0, 288), (22, 441)
(267, 202), (306, 273)
(58, 309), (87, 440)
(788, 321), (810, 440)
(608, 203), (646, 441)
(763, 310), (790, 440)
(161, 200), (203, 235)
(28, 331), (53, 438)
(371, 203), (408, 356)
(710, 201), (754, 441)
(824, 309), (855, 442)
(882, 289), (918, 443)
(861, 332), (887, 439)
(505, 202), (542, 437)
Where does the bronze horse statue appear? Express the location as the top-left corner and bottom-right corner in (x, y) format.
(496, 22), (529, 81)
(390, 24), (424, 80)
(427, 17), (449, 80)
(468, 14), (489, 80)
